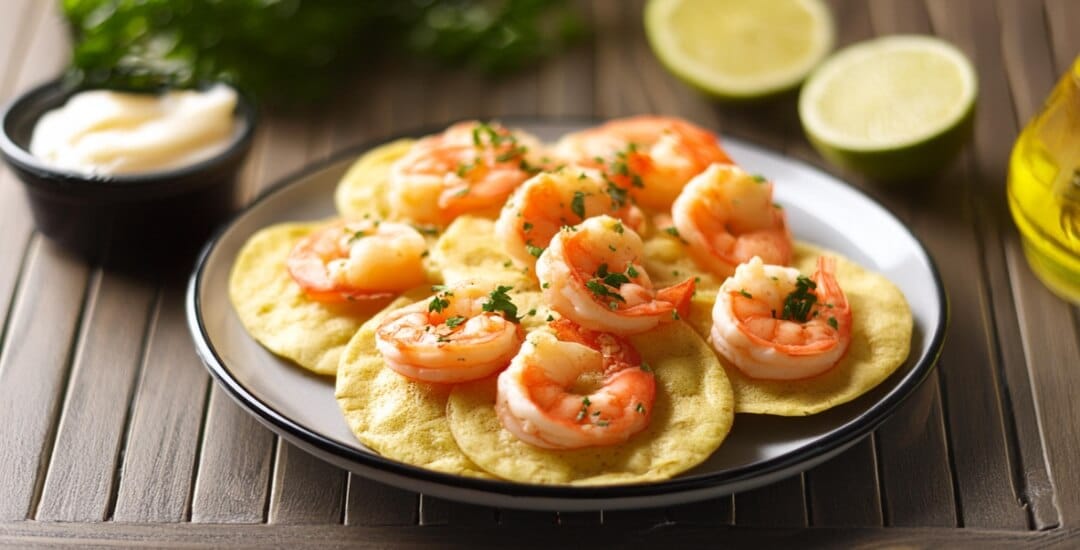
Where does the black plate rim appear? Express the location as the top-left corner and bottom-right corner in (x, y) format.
(186, 117), (948, 502)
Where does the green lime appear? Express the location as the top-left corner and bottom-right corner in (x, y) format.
(799, 35), (978, 182)
(644, 0), (835, 100)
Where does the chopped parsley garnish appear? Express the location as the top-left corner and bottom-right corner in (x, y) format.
(640, 362), (652, 373)
(522, 222), (533, 232)
(827, 316), (838, 330)
(664, 227), (681, 238)
(546, 314), (555, 322)
(571, 190), (586, 220)
(751, 174), (767, 183)
(542, 282), (550, 289)
(412, 225), (440, 236)
(605, 181), (628, 207)
(739, 289), (752, 298)
(612, 221), (624, 234)
(627, 265), (639, 278)
(527, 308), (537, 316)
(582, 396), (591, 406)
(595, 263), (631, 288)
(586, 280), (626, 303)
(454, 186), (471, 198)
(444, 316), (466, 329)
(635, 403), (646, 414)
(671, 310), (680, 320)
(482, 285), (520, 323)
(347, 230), (365, 243)
(455, 159), (475, 177)
(781, 276), (818, 322)
(526, 244), (545, 258)
(428, 294), (450, 314)
(596, 419), (610, 427)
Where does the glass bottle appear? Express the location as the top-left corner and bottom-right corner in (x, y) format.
(1007, 56), (1080, 304)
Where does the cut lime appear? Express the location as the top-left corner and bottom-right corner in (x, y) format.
(644, 0), (835, 100)
(799, 35), (978, 182)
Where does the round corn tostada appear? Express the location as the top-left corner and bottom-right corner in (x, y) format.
(228, 222), (393, 375)
(684, 242), (912, 415)
(445, 321), (735, 484)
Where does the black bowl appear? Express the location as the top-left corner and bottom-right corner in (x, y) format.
(0, 79), (257, 266)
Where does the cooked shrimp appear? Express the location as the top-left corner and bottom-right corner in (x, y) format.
(496, 321), (655, 449)
(535, 215), (695, 335)
(494, 168), (645, 269)
(671, 163), (793, 279)
(389, 121), (546, 226)
(375, 283), (524, 383)
(286, 220), (428, 303)
(710, 256), (852, 380)
(553, 115), (732, 211)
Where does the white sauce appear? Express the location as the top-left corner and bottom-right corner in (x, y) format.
(29, 85), (240, 175)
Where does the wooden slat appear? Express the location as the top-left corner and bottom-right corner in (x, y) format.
(593, 0), (650, 117)
(733, 476), (808, 527)
(991, 0), (1068, 530)
(112, 281), (211, 523)
(0, 238), (91, 521)
(34, 272), (157, 522)
(538, 1), (596, 118)
(1043, 0), (1080, 75)
(1003, 0), (1080, 529)
(805, 438), (883, 527)
(0, 0), (69, 354)
(875, 381), (957, 527)
(343, 476), (417, 526)
(862, 0), (961, 529)
(0, 522), (1074, 548)
(267, 441), (346, 525)
(926, 0), (1047, 529)
(189, 387), (275, 523)
(419, 496), (497, 526)
(667, 497), (733, 526)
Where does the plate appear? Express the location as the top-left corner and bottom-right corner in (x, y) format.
(186, 120), (946, 511)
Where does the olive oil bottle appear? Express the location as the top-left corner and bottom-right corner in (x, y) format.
(1007, 56), (1080, 303)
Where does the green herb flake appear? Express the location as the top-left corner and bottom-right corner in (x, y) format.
(739, 289), (753, 299)
(671, 310), (680, 320)
(635, 403), (646, 414)
(627, 265), (639, 278)
(613, 221), (624, 234)
(522, 222), (534, 232)
(664, 227), (680, 238)
(444, 316), (466, 329)
(526, 244), (545, 258)
(586, 280), (626, 304)
(828, 316), (838, 329)
(482, 285), (520, 323)
(640, 362), (652, 373)
(571, 190), (586, 220)
(781, 276), (818, 322)
(751, 174), (767, 183)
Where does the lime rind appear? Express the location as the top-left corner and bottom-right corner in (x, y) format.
(645, 0), (835, 100)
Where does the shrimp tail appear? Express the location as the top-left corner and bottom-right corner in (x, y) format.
(656, 277), (697, 320)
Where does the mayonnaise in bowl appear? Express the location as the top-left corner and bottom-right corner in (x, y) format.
(29, 84), (241, 175)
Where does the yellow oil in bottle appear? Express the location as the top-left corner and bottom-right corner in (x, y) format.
(1007, 56), (1080, 304)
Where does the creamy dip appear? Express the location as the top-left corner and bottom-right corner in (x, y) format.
(29, 85), (240, 175)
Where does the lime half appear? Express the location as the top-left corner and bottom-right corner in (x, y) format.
(799, 35), (978, 182)
(645, 0), (835, 100)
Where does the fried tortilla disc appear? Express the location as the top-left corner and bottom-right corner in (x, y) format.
(446, 322), (734, 485)
(228, 222), (393, 375)
(687, 242), (913, 416)
(335, 293), (493, 478)
(334, 139), (414, 221)
(430, 216), (536, 287)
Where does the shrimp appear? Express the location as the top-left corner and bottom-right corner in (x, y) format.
(494, 168), (645, 269)
(286, 220), (428, 303)
(671, 163), (793, 279)
(536, 215), (696, 335)
(388, 121), (546, 226)
(710, 256), (852, 380)
(553, 115), (733, 211)
(496, 320), (655, 449)
(375, 282), (524, 383)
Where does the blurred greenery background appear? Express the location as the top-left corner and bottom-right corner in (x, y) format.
(62, 0), (585, 104)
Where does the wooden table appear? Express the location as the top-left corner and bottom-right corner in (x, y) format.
(1, 1), (1078, 547)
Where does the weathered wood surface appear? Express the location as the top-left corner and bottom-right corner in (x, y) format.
(0, 0), (1078, 545)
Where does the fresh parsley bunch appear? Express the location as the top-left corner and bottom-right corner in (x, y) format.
(62, 0), (585, 103)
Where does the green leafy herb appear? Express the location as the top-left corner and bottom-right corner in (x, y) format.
(62, 0), (587, 104)
(522, 222), (533, 232)
(348, 230), (366, 243)
(627, 265), (639, 278)
(739, 289), (752, 298)
(640, 362), (652, 373)
(635, 403), (646, 414)
(526, 244), (545, 258)
(664, 227), (681, 238)
(751, 174), (767, 183)
(605, 181), (628, 207)
(781, 276), (818, 322)
(444, 315), (466, 329)
(612, 221), (624, 234)
(827, 316), (838, 329)
(586, 280), (626, 303)
(571, 190), (586, 220)
(482, 285), (520, 323)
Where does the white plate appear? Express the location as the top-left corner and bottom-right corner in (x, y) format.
(187, 120), (946, 511)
